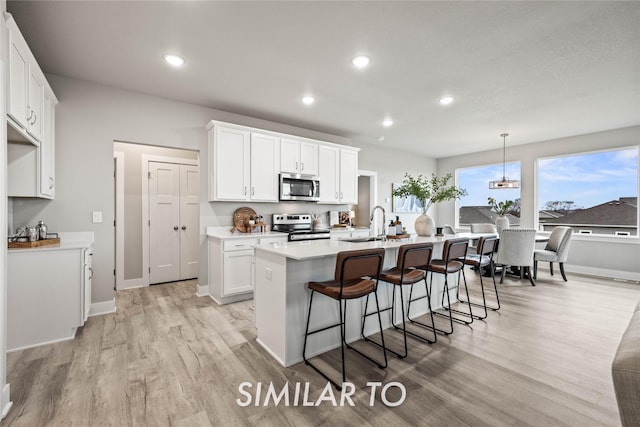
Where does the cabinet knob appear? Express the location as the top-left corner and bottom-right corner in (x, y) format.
(173, 226), (179, 231)
(182, 226), (186, 230)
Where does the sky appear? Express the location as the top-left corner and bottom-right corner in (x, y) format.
(458, 148), (639, 209)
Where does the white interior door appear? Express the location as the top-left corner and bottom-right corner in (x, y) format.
(149, 162), (181, 284)
(180, 164), (199, 280)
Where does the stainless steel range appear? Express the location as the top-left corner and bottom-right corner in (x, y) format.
(272, 214), (331, 242)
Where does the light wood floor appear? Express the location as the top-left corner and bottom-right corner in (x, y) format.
(2, 271), (639, 427)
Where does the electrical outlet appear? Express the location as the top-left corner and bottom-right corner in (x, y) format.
(92, 211), (103, 223)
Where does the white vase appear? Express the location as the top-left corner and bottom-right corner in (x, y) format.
(415, 212), (435, 236)
(495, 216), (510, 234)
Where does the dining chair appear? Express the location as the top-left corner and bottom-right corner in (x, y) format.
(493, 228), (537, 286)
(470, 223), (497, 233)
(534, 226), (573, 281)
(459, 235), (500, 318)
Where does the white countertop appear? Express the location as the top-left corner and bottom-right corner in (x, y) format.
(206, 226), (288, 240)
(254, 234), (454, 260)
(8, 231), (94, 253)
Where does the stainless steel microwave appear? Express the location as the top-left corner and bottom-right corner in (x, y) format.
(279, 173), (320, 202)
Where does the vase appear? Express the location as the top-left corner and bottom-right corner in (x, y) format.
(415, 211), (435, 236)
(495, 216), (509, 234)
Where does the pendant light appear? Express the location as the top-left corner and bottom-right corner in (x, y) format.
(489, 133), (520, 189)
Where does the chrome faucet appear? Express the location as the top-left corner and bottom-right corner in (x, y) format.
(370, 205), (386, 237)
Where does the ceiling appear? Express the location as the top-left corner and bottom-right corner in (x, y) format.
(7, 1), (640, 158)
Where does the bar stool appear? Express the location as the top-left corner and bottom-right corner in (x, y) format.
(362, 243), (435, 359)
(459, 235), (500, 319)
(409, 237), (471, 335)
(303, 248), (387, 390)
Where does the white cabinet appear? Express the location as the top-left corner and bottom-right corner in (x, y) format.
(7, 242), (93, 351)
(208, 124), (279, 202)
(6, 15), (57, 199)
(318, 146), (359, 204)
(250, 133), (280, 201)
(280, 138), (318, 176)
(6, 15), (51, 144)
(208, 234), (288, 304)
(330, 228), (371, 240)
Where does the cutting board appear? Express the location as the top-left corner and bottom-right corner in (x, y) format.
(8, 238), (61, 248)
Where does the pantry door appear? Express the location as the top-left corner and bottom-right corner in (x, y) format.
(179, 164), (199, 280)
(149, 162), (181, 284)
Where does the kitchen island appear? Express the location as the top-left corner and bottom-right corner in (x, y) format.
(254, 235), (460, 367)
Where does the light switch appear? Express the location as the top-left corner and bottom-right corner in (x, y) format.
(92, 211), (103, 223)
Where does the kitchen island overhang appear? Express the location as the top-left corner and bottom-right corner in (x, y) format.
(253, 237), (458, 367)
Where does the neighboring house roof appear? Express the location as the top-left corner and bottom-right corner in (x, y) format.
(459, 206), (520, 226)
(539, 210), (564, 219)
(542, 198), (637, 226)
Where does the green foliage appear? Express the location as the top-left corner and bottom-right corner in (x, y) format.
(393, 173), (467, 212)
(488, 197), (515, 216)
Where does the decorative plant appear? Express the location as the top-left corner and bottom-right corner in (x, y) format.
(488, 197), (514, 216)
(392, 173), (467, 213)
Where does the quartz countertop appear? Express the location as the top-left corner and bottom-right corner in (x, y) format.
(206, 226), (288, 240)
(8, 231), (94, 253)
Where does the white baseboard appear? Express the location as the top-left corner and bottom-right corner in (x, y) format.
(7, 333), (76, 353)
(537, 264), (640, 283)
(196, 284), (209, 297)
(120, 278), (147, 290)
(89, 298), (116, 317)
(208, 292), (253, 306)
(1, 384), (12, 420)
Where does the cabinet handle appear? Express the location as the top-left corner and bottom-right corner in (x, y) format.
(295, 161), (298, 171)
(301, 162), (304, 171)
(173, 226), (179, 230)
(49, 177), (54, 189)
(31, 113), (37, 125)
(335, 192), (338, 199)
(251, 187), (255, 196)
(88, 267), (93, 280)
(243, 186), (247, 195)
(340, 192), (343, 200)
(26, 108), (33, 121)
(182, 226), (186, 230)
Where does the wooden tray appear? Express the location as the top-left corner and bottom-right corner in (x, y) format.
(8, 237), (61, 248)
(386, 234), (410, 240)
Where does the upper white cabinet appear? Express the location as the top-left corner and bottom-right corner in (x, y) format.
(318, 145), (359, 204)
(280, 138), (318, 176)
(6, 15), (52, 144)
(207, 120), (358, 204)
(208, 123), (279, 202)
(250, 133), (280, 201)
(6, 14), (58, 199)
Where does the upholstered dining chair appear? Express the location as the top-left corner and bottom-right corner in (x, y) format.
(534, 226), (573, 281)
(470, 223), (497, 233)
(493, 228), (537, 286)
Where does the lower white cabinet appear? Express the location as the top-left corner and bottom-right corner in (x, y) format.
(7, 242), (93, 351)
(208, 233), (287, 305)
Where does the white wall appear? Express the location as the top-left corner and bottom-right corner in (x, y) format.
(436, 126), (640, 280)
(12, 75), (435, 306)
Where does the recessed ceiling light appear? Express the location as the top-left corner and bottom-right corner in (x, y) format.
(352, 55), (372, 68)
(440, 96), (454, 105)
(382, 118), (393, 127)
(163, 54), (185, 67)
(302, 96), (315, 105)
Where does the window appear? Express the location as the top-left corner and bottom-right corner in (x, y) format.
(537, 147), (639, 236)
(457, 162), (521, 227)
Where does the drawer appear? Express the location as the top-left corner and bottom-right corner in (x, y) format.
(259, 236), (288, 245)
(223, 239), (259, 252)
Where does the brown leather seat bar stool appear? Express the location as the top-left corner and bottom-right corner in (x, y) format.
(458, 235), (500, 320)
(409, 237), (471, 335)
(303, 248), (387, 390)
(362, 243), (435, 359)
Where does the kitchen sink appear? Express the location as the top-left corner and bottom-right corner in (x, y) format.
(340, 236), (384, 243)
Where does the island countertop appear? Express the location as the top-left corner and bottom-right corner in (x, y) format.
(254, 234), (458, 260)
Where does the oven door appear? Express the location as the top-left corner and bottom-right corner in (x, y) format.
(279, 174), (320, 201)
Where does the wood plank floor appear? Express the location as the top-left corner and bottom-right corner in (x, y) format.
(2, 271), (639, 426)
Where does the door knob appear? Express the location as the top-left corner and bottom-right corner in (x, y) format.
(182, 226), (186, 230)
(173, 226), (179, 230)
